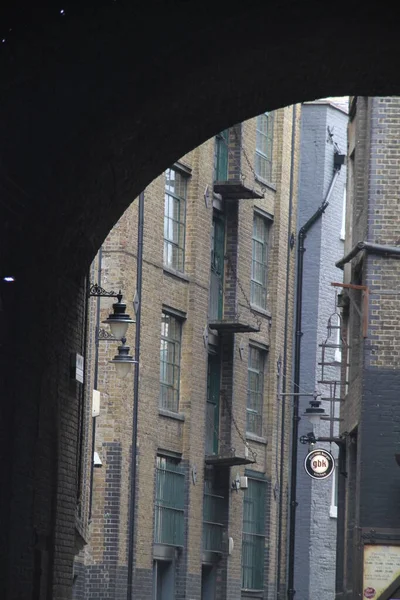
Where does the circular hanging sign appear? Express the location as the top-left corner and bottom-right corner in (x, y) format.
(304, 448), (335, 480)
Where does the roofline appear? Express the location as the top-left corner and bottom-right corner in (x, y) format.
(302, 99), (349, 115)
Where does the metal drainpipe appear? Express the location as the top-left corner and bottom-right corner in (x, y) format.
(336, 240), (400, 269)
(88, 245), (103, 521)
(287, 163), (341, 600)
(127, 190), (144, 600)
(276, 103), (297, 600)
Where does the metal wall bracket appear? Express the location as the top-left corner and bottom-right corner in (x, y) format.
(331, 282), (369, 338)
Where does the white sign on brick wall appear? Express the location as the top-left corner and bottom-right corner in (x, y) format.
(70, 353), (84, 383)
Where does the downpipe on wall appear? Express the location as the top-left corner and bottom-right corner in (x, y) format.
(276, 104), (297, 600)
(127, 190), (144, 600)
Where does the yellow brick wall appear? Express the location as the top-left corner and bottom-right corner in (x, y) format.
(84, 104), (300, 596)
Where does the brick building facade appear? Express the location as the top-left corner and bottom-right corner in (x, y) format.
(4, 7), (400, 598)
(335, 96), (400, 599)
(73, 106), (300, 599)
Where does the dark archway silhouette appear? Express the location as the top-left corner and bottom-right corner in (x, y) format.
(0, 3), (398, 598)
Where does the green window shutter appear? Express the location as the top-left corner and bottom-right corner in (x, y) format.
(203, 469), (224, 553)
(206, 352), (221, 455)
(209, 214), (225, 321)
(242, 478), (266, 590)
(154, 456), (185, 546)
(214, 129), (229, 181)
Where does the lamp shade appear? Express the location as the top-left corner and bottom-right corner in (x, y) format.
(114, 361), (133, 379)
(110, 340), (137, 379)
(303, 399), (326, 427)
(109, 321), (130, 340)
(103, 299), (135, 340)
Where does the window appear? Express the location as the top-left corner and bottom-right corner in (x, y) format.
(205, 351), (221, 455)
(159, 312), (182, 412)
(242, 476), (266, 591)
(340, 186), (346, 240)
(247, 346), (265, 436)
(154, 455), (185, 546)
(209, 214), (225, 321)
(203, 468), (224, 553)
(330, 461), (339, 518)
(164, 167), (187, 272)
(214, 129), (229, 181)
(251, 213), (270, 309)
(334, 314), (342, 364)
(255, 113), (273, 182)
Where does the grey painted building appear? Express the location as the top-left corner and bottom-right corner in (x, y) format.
(294, 99), (348, 600)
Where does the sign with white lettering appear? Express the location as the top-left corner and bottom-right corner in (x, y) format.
(304, 448), (335, 480)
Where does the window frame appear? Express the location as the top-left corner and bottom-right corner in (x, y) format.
(163, 167), (188, 273)
(329, 460), (339, 518)
(214, 129), (229, 182)
(241, 474), (267, 591)
(250, 212), (271, 310)
(340, 186), (346, 241)
(159, 311), (183, 413)
(334, 313), (342, 364)
(246, 345), (266, 437)
(203, 467), (224, 554)
(255, 112), (274, 183)
(154, 454), (185, 547)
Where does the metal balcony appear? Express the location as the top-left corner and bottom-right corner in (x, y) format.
(208, 319), (260, 334)
(214, 179), (264, 201)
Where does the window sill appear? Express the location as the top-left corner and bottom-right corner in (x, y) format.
(163, 266), (190, 282)
(329, 506), (338, 519)
(250, 304), (272, 319)
(246, 432), (267, 445)
(254, 175), (276, 192)
(159, 408), (185, 422)
(241, 589), (264, 598)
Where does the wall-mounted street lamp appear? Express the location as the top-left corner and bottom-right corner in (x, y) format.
(89, 284), (137, 378)
(110, 339), (136, 379)
(87, 281), (137, 521)
(301, 398), (347, 446)
(302, 395), (325, 427)
(102, 294), (135, 341)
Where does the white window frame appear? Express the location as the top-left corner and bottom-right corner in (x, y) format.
(329, 461), (338, 519)
(255, 113), (273, 183)
(340, 186), (346, 241)
(334, 313), (342, 364)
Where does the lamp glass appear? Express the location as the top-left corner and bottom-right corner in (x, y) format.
(114, 361), (132, 379)
(307, 413), (321, 427)
(109, 321), (129, 340)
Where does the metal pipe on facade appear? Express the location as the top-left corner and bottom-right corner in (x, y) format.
(276, 103), (297, 600)
(336, 240), (400, 269)
(127, 190), (145, 600)
(287, 161), (343, 600)
(88, 246), (103, 520)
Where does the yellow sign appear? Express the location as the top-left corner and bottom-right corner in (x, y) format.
(363, 545), (400, 599)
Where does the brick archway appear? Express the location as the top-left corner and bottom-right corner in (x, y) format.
(0, 3), (399, 598)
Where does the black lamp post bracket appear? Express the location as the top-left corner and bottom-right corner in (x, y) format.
(89, 283), (122, 302)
